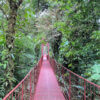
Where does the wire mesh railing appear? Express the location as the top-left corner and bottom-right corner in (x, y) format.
(49, 58), (100, 100)
(3, 57), (43, 100)
(3, 43), (47, 100)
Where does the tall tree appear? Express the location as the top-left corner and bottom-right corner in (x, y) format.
(5, 0), (23, 92)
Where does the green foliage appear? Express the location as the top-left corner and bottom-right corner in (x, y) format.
(0, 0), (44, 98)
(32, 0), (48, 12)
(14, 32), (42, 82)
(86, 61), (100, 85)
(51, 0), (100, 84)
(0, 0), (100, 98)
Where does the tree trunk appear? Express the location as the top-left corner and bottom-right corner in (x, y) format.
(38, 0), (40, 9)
(5, 0), (23, 93)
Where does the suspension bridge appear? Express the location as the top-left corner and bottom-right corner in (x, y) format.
(3, 43), (100, 100)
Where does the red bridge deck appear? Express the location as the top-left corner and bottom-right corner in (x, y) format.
(33, 55), (65, 100)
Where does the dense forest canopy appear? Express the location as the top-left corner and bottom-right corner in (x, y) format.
(0, 0), (100, 98)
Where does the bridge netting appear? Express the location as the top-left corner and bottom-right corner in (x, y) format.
(3, 43), (100, 100)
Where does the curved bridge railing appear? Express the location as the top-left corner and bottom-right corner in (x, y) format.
(49, 58), (100, 100)
(3, 57), (43, 100)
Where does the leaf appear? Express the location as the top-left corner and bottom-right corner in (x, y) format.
(3, 64), (6, 69)
(68, 63), (72, 67)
